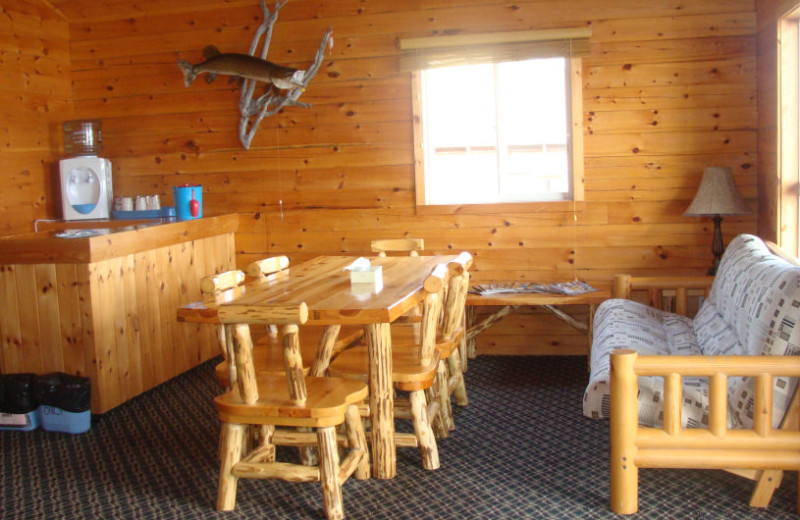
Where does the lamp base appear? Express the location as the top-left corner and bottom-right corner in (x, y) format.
(709, 214), (724, 276)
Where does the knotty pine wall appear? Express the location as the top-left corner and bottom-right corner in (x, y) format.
(1, 0), (71, 236)
(13, 0), (763, 355)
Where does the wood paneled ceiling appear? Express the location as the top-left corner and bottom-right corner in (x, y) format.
(43, 0), (259, 22)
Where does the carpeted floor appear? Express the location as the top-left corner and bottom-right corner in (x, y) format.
(1, 355), (797, 519)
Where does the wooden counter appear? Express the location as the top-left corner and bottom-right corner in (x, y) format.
(0, 214), (238, 413)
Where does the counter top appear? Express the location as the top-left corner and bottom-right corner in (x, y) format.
(0, 214), (239, 264)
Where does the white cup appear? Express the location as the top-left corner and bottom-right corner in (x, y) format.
(120, 197), (134, 211)
(135, 196), (147, 211)
(146, 195), (160, 210)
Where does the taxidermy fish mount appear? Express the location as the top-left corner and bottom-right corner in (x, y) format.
(178, 0), (332, 150)
(177, 45), (305, 90)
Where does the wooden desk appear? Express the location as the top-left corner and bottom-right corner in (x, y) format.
(178, 254), (456, 479)
(464, 285), (610, 357)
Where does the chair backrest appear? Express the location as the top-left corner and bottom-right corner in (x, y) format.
(419, 264), (448, 364)
(246, 255), (290, 278)
(441, 252), (473, 340)
(370, 238), (424, 257)
(219, 302), (309, 405)
(245, 256), (291, 336)
(200, 269), (246, 295)
(200, 269), (247, 387)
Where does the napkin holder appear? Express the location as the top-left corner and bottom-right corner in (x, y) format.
(350, 265), (382, 286)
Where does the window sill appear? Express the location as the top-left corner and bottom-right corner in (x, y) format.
(414, 200), (585, 215)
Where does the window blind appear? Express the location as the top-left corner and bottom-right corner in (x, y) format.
(399, 28), (591, 72)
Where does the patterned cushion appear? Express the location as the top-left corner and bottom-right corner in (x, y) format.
(583, 299), (705, 427)
(691, 301), (745, 357)
(708, 234), (800, 357)
(584, 234), (800, 429)
(712, 235), (800, 428)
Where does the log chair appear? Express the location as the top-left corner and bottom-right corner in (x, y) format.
(328, 263), (447, 470)
(214, 302), (370, 520)
(208, 256), (364, 388)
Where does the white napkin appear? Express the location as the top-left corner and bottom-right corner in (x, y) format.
(344, 257), (371, 271)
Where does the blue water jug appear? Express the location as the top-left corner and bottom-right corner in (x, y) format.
(173, 185), (202, 221)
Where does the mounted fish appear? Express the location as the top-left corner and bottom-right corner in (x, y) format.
(177, 0), (332, 150)
(177, 45), (305, 91)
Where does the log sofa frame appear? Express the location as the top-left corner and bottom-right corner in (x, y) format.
(608, 241), (800, 515)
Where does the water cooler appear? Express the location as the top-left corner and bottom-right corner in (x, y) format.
(59, 120), (113, 220)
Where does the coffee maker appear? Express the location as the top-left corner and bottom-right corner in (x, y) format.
(59, 120), (113, 221)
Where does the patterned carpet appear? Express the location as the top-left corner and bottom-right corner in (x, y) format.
(1, 355), (797, 519)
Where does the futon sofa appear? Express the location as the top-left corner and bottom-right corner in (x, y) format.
(582, 234), (800, 514)
(584, 234), (800, 429)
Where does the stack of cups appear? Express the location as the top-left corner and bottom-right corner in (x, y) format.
(115, 195), (160, 212)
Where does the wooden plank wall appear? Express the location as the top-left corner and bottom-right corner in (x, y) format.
(756, 0), (800, 244)
(0, 0), (71, 236)
(19, 0), (762, 355)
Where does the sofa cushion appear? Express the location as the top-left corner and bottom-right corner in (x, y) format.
(706, 234), (800, 357)
(583, 298), (705, 426)
(691, 301), (745, 357)
(707, 235), (800, 428)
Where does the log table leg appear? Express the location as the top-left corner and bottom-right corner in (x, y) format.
(365, 322), (395, 479)
(466, 305), (519, 342)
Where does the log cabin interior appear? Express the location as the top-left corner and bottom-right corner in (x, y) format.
(4, 0), (800, 516)
(8, 0), (789, 355)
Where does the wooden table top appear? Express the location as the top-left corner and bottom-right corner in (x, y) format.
(178, 255), (458, 326)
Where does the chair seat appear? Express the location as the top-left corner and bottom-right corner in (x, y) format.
(434, 329), (464, 357)
(215, 325), (364, 386)
(215, 375), (368, 428)
(391, 327), (464, 357)
(328, 344), (439, 391)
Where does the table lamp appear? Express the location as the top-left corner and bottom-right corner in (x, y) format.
(684, 166), (751, 275)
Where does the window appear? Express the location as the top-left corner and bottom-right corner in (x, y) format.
(777, 10), (800, 254)
(401, 29), (589, 209)
(419, 58), (574, 205)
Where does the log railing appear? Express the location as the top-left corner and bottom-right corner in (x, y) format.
(612, 274), (713, 315)
(610, 350), (800, 514)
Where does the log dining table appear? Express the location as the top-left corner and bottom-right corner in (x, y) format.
(177, 254), (457, 479)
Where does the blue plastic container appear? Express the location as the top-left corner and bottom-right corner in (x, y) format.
(173, 185), (202, 221)
(37, 405), (91, 434)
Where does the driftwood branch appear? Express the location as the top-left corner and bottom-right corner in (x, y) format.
(238, 0), (332, 149)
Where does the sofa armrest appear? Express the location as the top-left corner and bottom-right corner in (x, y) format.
(609, 349), (800, 514)
(612, 274), (714, 316)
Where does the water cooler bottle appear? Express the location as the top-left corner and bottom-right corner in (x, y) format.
(59, 120), (113, 221)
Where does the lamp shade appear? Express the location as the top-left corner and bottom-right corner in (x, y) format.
(684, 166), (752, 217)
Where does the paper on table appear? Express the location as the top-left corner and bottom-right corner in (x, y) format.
(469, 281), (597, 296)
